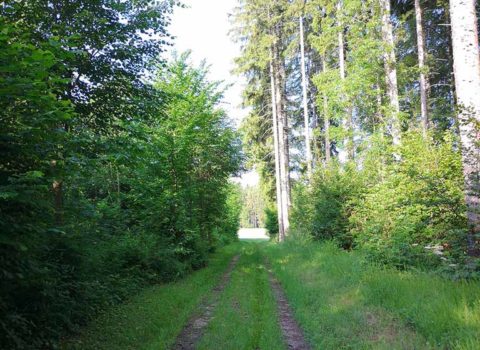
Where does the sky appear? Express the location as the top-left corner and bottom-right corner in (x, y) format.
(167, 0), (245, 125)
(167, 0), (259, 187)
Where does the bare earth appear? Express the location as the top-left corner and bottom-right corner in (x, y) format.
(266, 262), (312, 350)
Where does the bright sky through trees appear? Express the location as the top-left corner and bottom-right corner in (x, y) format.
(168, 0), (258, 187)
(168, 0), (245, 125)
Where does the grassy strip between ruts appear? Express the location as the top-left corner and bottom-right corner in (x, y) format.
(198, 242), (285, 350)
(62, 242), (243, 350)
(264, 241), (480, 350)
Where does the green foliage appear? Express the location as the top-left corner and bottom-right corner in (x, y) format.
(311, 162), (362, 248)
(350, 132), (467, 269)
(291, 132), (469, 270)
(214, 183), (243, 246)
(291, 163), (363, 249)
(264, 205), (279, 238)
(240, 184), (266, 228)
(0, 5), (241, 347)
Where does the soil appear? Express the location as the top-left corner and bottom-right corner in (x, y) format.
(266, 262), (311, 350)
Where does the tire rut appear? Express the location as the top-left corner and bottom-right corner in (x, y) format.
(266, 260), (311, 350)
(171, 254), (240, 350)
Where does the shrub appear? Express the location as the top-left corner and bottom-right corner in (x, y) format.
(350, 132), (467, 268)
(264, 205), (279, 239)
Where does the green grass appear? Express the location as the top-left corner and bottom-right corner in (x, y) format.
(198, 242), (285, 350)
(63, 242), (242, 350)
(63, 240), (480, 350)
(264, 241), (480, 349)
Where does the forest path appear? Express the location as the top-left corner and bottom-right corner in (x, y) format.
(65, 241), (480, 349)
(266, 260), (311, 350)
(171, 254), (240, 349)
(196, 242), (313, 349)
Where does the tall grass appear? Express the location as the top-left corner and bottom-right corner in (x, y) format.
(63, 243), (242, 350)
(265, 241), (480, 349)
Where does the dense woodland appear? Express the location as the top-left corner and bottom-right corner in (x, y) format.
(1, 0), (480, 348)
(233, 0), (480, 270)
(0, 1), (242, 348)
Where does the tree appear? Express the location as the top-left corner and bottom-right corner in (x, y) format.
(300, 15), (313, 178)
(0, 1), (244, 346)
(414, 0), (429, 136)
(449, 0), (480, 255)
(233, 0), (292, 240)
(270, 46), (286, 239)
(380, 0), (401, 145)
(272, 2), (292, 236)
(337, 1), (354, 160)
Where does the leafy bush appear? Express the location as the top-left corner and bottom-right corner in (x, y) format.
(350, 132), (467, 268)
(290, 162), (363, 249)
(264, 205), (279, 239)
(290, 132), (469, 270)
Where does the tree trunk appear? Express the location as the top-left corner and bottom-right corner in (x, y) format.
(322, 55), (331, 164)
(380, 0), (401, 146)
(449, 0), (480, 255)
(300, 16), (313, 179)
(270, 50), (285, 242)
(445, 7), (460, 135)
(274, 33), (290, 235)
(414, 0), (429, 137)
(337, 4), (354, 161)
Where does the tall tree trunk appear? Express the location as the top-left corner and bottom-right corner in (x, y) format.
(322, 55), (331, 164)
(449, 0), (480, 255)
(270, 50), (285, 242)
(337, 2), (354, 161)
(300, 16), (313, 178)
(277, 41), (291, 210)
(414, 0), (429, 137)
(445, 7), (460, 135)
(380, 0), (401, 146)
(276, 54), (290, 234)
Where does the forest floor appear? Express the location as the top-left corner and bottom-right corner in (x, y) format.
(64, 240), (480, 350)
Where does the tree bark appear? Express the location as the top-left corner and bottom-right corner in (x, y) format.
(449, 0), (480, 255)
(380, 0), (401, 146)
(322, 55), (331, 164)
(273, 33), (290, 235)
(300, 16), (313, 179)
(337, 2), (354, 161)
(270, 49), (285, 242)
(414, 0), (429, 137)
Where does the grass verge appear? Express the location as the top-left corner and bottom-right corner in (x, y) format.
(62, 242), (242, 350)
(264, 241), (480, 349)
(198, 242), (285, 350)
